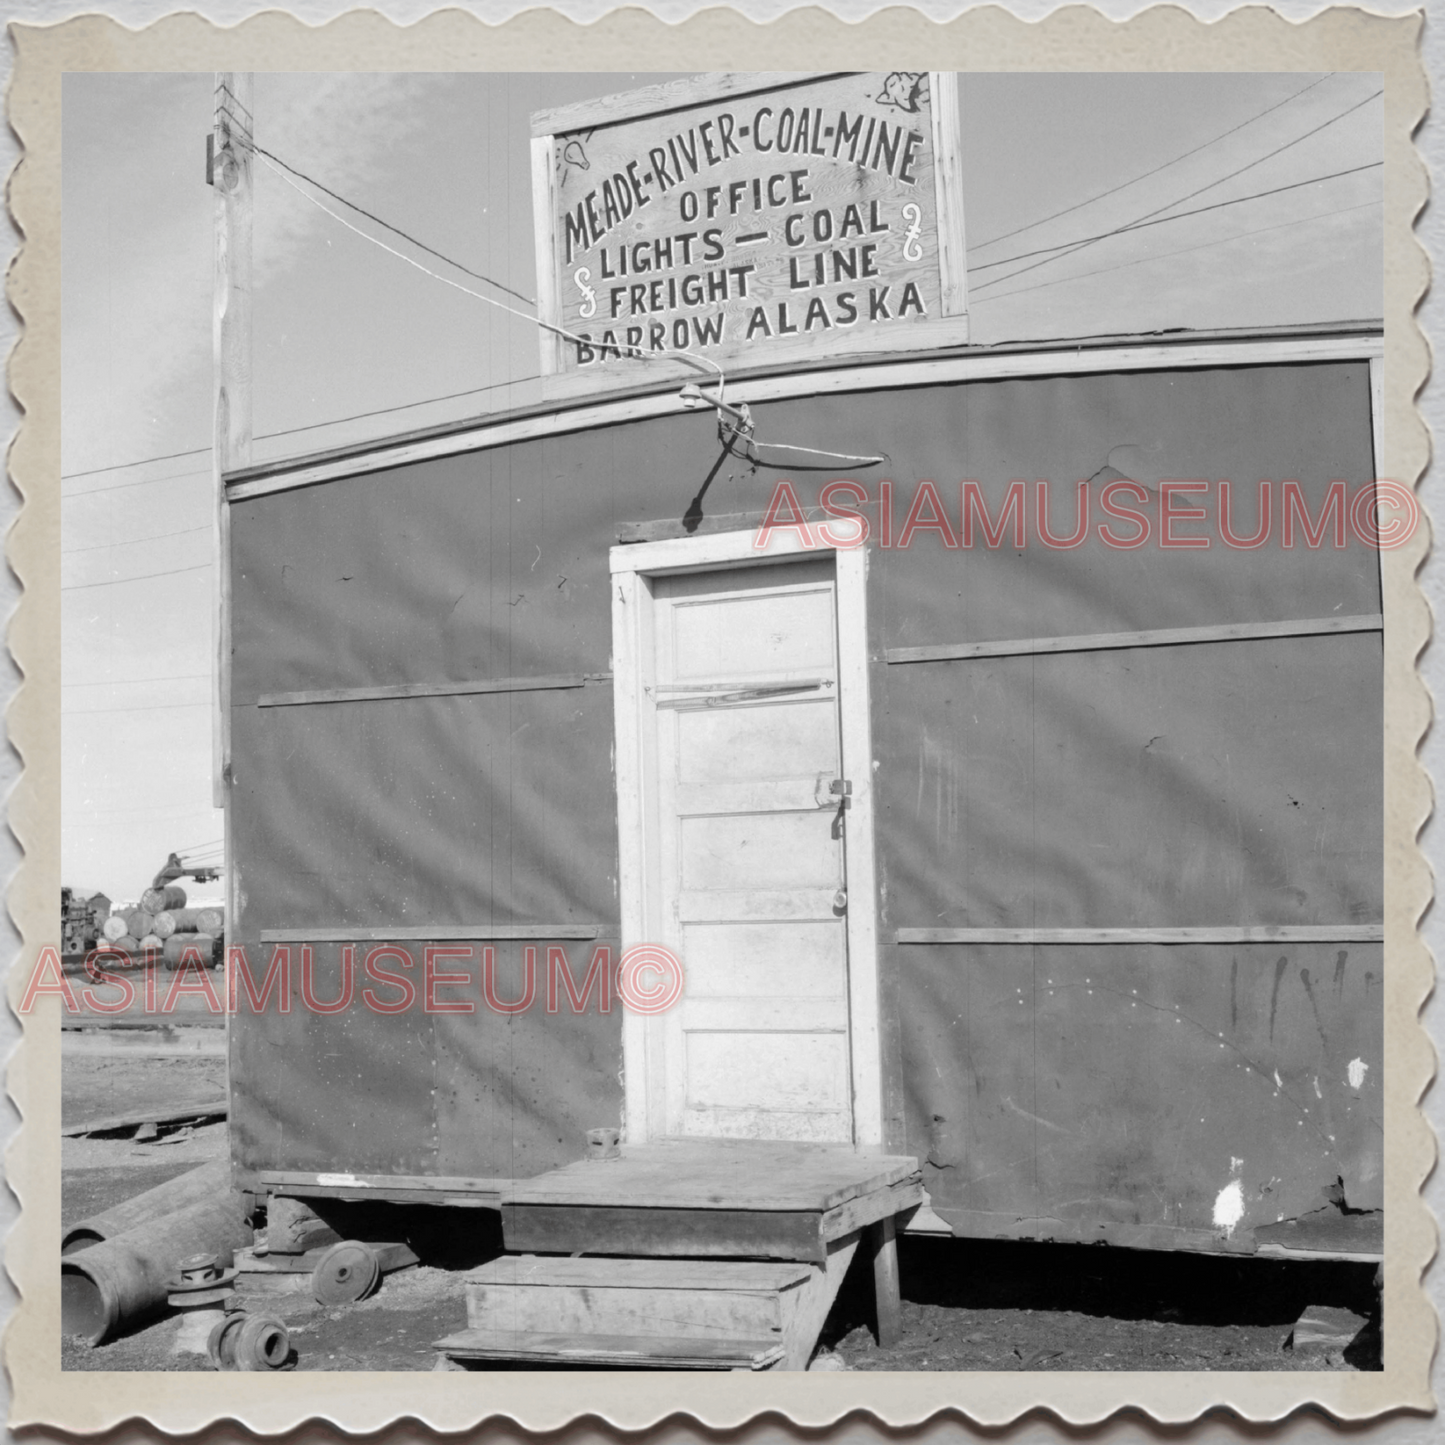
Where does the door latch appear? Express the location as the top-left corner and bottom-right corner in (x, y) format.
(816, 775), (852, 807)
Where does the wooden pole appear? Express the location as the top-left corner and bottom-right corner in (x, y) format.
(212, 73), (252, 810)
(869, 1215), (902, 1348)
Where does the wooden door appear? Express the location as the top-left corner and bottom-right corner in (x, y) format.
(650, 558), (854, 1142)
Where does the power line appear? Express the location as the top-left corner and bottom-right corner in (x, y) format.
(971, 198), (1382, 306)
(971, 74), (1331, 251)
(64, 469), (211, 501)
(974, 89), (1383, 294)
(61, 562), (211, 592)
(969, 161), (1382, 285)
(62, 525), (210, 555)
(252, 141), (536, 307)
(61, 375), (544, 489)
(63, 700), (210, 715)
(63, 672), (211, 688)
(63, 447), (208, 482)
(253, 145), (726, 386)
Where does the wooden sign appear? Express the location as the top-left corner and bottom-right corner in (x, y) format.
(531, 73), (966, 395)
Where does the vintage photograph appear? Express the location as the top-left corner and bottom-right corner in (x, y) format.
(46, 61), (1397, 1383)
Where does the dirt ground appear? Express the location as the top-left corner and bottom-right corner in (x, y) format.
(61, 1043), (1380, 1373)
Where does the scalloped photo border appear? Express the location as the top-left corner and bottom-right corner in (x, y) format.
(4, 4), (1432, 1434)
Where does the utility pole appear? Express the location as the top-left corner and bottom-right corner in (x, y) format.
(210, 73), (251, 811)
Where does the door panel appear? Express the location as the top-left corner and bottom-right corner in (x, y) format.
(653, 559), (854, 1142)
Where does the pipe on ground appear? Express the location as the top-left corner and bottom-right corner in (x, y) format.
(62, 1158), (232, 1254)
(62, 1191), (253, 1345)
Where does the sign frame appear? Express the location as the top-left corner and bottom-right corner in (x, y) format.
(530, 71), (967, 401)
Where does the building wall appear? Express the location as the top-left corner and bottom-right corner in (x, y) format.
(227, 358), (1382, 1249)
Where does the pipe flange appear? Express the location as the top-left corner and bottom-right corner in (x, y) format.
(166, 1253), (239, 1293)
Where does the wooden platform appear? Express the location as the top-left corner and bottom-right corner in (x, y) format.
(1254, 1208), (1384, 1263)
(499, 1139), (922, 1262)
(435, 1329), (786, 1369)
(434, 1141), (921, 1369)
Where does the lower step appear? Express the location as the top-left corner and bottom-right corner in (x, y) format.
(435, 1328), (784, 1369)
(465, 1256), (815, 1341)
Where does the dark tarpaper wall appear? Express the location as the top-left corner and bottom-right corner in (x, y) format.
(227, 360), (1381, 1248)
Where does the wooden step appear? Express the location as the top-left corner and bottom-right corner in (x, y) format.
(435, 1328), (785, 1369)
(460, 1240), (862, 1370)
(465, 1256), (813, 1343)
(502, 1177), (922, 1261)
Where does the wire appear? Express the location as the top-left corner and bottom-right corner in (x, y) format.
(62, 562), (211, 592)
(63, 447), (209, 481)
(974, 90), (1382, 294)
(64, 469), (212, 501)
(62, 525), (211, 555)
(63, 701), (210, 715)
(1129, 86), (1382, 231)
(251, 141), (536, 307)
(976, 90), (1381, 296)
(971, 74), (1332, 251)
(969, 161), (1382, 288)
(253, 143), (725, 386)
(62, 672), (211, 688)
(63, 376), (546, 489)
(971, 198), (1382, 306)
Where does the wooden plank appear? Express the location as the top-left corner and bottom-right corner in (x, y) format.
(465, 1281), (786, 1342)
(885, 613), (1384, 665)
(930, 72), (967, 321)
(435, 1328), (785, 1369)
(537, 320), (978, 407)
(532, 73), (834, 138)
(225, 331), (1381, 501)
(467, 1257), (814, 1291)
(61, 1096), (228, 1138)
(1369, 353), (1385, 480)
(836, 544), (885, 1147)
(820, 1177), (923, 1242)
(263, 1170), (506, 1200)
(257, 925), (600, 943)
(500, 1141), (919, 1210)
(464, 1259), (804, 1340)
(611, 564), (655, 1140)
(501, 1204), (827, 1263)
(530, 135), (563, 376)
(868, 1215), (902, 1348)
(896, 925), (1385, 946)
(778, 1233), (858, 1370)
(256, 674), (588, 707)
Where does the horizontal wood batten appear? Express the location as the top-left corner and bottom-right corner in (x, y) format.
(257, 925), (604, 943)
(885, 614), (1384, 665)
(256, 674), (606, 707)
(225, 331), (1382, 502)
(896, 925), (1384, 945)
(262, 1169), (505, 1200)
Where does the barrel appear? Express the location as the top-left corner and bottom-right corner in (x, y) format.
(61, 1191), (253, 1344)
(161, 908), (205, 933)
(137, 934), (163, 954)
(123, 909), (154, 939)
(101, 915), (127, 942)
(141, 884), (186, 914)
(195, 907), (224, 934)
(108, 936), (140, 964)
(151, 911), (175, 939)
(162, 933), (214, 969)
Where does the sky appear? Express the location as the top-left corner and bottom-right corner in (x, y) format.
(60, 70), (1383, 904)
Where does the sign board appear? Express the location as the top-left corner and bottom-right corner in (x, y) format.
(531, 73), (966, 395)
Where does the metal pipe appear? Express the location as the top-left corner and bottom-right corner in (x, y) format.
(62, 1158), (232, 1254)
(61, 1192), (253, 1345)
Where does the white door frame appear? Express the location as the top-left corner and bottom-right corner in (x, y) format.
(610, 525), (883, 1148)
